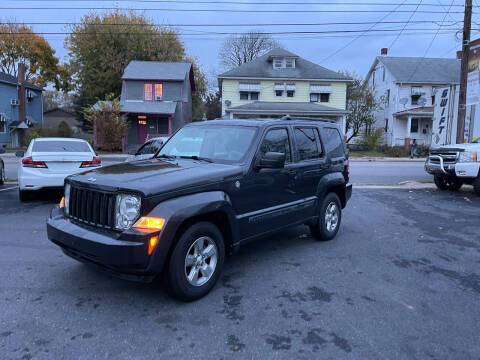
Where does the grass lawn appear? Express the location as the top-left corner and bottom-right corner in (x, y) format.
(348, 149), (387, 158)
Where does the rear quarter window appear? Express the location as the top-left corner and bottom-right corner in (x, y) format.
(321, 128), (345, 158)
(32, 141), (91, 153)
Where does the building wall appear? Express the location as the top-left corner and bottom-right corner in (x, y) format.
(43, 110), (79, 129)
(221, 79), (347, 115)
(0, 82), (19, 145)
(124, 80), (185, 101)
(25, 88), (43, 124)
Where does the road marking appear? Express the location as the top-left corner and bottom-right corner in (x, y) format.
(0, 185), (18, 192)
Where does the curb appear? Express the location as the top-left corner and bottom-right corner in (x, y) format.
(353, 181), (435, 189)
(350, 157), (426, 163)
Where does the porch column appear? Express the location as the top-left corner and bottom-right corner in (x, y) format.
(405, 115), (412, 156)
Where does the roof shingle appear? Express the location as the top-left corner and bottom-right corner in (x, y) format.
(122, 61), (192, 81)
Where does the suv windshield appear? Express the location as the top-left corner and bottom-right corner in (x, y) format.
(157, 125), (257, 163)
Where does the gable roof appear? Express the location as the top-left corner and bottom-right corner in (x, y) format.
(218, 48), (350, 81)
(367, 56), (460, 84)
(122, 61), (192, 81)
(0, 71), (43, 91)
(226, 101), (347, 114)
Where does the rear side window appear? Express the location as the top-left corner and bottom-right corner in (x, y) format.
(32, 141), (91, 153)
(260, 128), (291, 163)
(322, 128), (345, 158)
(294, 127), (322, 161)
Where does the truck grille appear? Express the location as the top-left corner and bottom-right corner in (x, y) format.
(68, 185), (116, 229)
(429, 152), (458, 165)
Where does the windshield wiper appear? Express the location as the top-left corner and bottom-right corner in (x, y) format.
(156, 154), (177, 160)
(179, 155), (213, 163)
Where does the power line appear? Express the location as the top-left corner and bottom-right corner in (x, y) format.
(0, 6), (468, 13)
(388, 0), (423, 50)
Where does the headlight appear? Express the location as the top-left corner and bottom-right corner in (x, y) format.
(458, 151), (477, 163)
(64, 183), (71, 215)
(115, 194), (141, 230)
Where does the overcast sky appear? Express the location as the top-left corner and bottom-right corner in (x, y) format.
(2, 0), (476, 88)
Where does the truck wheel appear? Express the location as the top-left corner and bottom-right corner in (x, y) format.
(434, 175), (462, 191)
(166, 222), (225, 301)
(473, 176), (480, 196)
(0, 166), (4, 185)
(310, 192), (342, 241)
(19, 190), (31, 202)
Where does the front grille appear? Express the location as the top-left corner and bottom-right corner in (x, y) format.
(429, 152), (458, 165)
(68, 185), (116, 229)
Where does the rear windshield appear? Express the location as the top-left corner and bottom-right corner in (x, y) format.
(32, 141), (91, 153)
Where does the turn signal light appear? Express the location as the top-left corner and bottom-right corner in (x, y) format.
(148, 235), (159, 255)
(59, 196), (65, 208)
(134, 217), (165, 230)
(80, 156), (102, 168)
(22, 157), (47, 168)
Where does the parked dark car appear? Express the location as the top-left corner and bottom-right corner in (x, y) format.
(47, 118), (352, 301)
(0, 147), (5, 185)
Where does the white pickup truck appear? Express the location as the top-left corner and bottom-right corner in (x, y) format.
(425, 140), (480, 195)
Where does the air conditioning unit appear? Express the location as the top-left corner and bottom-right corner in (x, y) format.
(11, 99), (19, 106)
(155, 95), (162, 101)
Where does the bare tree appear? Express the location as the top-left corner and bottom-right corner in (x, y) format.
(219, 31), (280, 70)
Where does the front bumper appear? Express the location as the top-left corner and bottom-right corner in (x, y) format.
(425, 158), (480, 178)
(46, 206), (163, 282)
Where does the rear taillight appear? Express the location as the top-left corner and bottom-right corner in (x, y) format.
(22, 157), (47, 168)
(80, 156), (101, 168)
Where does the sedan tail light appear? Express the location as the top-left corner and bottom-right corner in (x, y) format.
(80, 156), (101, 168)
(22, 157), (47, 168)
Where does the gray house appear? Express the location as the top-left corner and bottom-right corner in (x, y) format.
(0, 65), (43, 148)
(120, 61), (195, 152)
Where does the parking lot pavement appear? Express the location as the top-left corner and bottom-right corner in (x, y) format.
(0, 187), (479, 359)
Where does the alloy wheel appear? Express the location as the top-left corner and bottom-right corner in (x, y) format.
(184, 236), (218, 287)
(325, 202), (339, 232)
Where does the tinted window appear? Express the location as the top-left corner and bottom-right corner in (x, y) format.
(32, 141), (91, 153)
(322, 128), (345, 158)
(294, 127), (321, 161)
(136, 141), (155, 155)
(260, 128), (291, 163)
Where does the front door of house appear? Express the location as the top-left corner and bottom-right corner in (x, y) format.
(137, 118), (147, 144)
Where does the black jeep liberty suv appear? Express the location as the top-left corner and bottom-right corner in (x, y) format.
(47, 118), (352, 301)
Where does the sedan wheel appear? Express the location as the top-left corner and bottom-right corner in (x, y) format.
(184, 236), (218, 287)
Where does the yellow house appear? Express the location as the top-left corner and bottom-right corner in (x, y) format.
(218, 48), (351, 133)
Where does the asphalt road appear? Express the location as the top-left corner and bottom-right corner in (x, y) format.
(1, 185), (479, 359)
(1, 154), (431, 185)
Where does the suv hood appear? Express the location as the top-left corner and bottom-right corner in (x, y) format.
(431, 143), (480, 152)
(68, 158), (243, 196)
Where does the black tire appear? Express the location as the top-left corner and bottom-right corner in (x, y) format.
(0, 164), (4, 185)
(473, 176), (480, 196)
(19, 190), (31, 202)
(434, 175), (463, 191)
(310, 192), (342, 241)
(166, 222), (225, 301)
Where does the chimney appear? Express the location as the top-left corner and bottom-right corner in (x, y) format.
(381, 48), (388, 56)
(18, 63), (26, 123)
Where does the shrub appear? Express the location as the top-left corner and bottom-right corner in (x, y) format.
(361, 128), (384, 150)
(417, 144), (430, 157)
(381, 146), (405, 158)
(57, 121), (73, 138)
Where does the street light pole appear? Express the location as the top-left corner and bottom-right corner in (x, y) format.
(457, 0), (473, 144)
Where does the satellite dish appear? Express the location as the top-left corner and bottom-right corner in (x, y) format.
(225, 100), (231, 106)
(417, 97), (427, 107)
(399, 97), (409, 106)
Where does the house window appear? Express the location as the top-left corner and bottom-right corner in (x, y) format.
(239, 91), (259, 100)
(285, 58), (294, 68)
(386, 89), (390, 105)
(273, 58), (283, 69)
(431, 95), (435, 105)
(287, 90), (295, 98)
(0, 122), (6, 133)
(410, 118), (419, 133)
(385, 118), (388, 133)
(310, 93), (319, 102)
(275, 90), (283, 97)
(144, 84), (153, 100)
(155, 84), (163, 100)
(320, 93), (330, 102)
(411, 95), (420, 105)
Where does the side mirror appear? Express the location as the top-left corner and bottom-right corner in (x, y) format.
(258, 152), (285, 169)
(15, 151), (24, 158)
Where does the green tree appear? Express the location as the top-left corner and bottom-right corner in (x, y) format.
(0, 23), (66, 89)
(341, 71), (381, 143)
(67, 11), (206, 125)
(204, 91), (222, 120)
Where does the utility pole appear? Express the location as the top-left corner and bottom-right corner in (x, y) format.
(457, 0), (472, 143)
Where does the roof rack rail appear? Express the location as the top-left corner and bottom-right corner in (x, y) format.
(280, 115), (336, 123)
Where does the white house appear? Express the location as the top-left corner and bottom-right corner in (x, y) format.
(364, 52), (460, 148)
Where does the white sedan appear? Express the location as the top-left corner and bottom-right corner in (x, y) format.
(17, 137), (101, 201)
